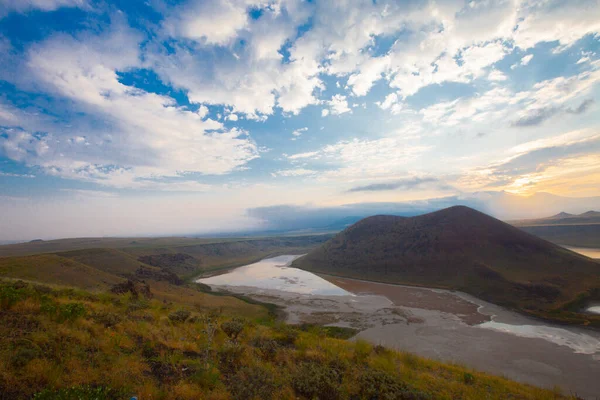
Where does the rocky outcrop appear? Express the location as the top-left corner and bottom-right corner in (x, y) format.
(110, 280), (153, 299)
(135, 266), (182, 285)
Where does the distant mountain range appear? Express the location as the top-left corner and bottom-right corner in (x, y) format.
(245, 191), (600, 235)
(293, 206), (600, 326)
(511, 210), (600, 226)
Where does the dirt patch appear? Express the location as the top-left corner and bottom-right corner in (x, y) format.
(321, 276), (490, 325)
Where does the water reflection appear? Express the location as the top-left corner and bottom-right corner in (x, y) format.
(197, 255), (351, 296)
(588, 306), (600, 315)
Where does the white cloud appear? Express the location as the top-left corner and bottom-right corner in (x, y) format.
(325, 94), (351, 116)
(458, 129), (600, 195)
(0, 0), (86, 17)
(271, 168), (317, 177)
(0, 23), (259, 188)
(3, 0), (600, 198)
(346, 55), (390, 96)
(292, 127), (307, 137)
(197, 105), (210, 119)
(418, 65), (600, 129)
(521, 54), (534, 66)
(287, 150), (320, 160)
(488, 69), (508, 81)
(511, 0), (600, 50)
(150, 0), (321, 118)
(0, 171), (35, 178)
(287, 136), (430, 182)
(60, 189), (118, 198)
(376, 92), (403, 114)
(510, 129), (600, 156)
(163, 0), (254, 46)
(511, 53), (534, 69)
(142, 0), (600, 119)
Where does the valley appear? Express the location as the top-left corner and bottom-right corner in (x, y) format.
(198, 255), (600, 399)
(1, 208), (599, 399)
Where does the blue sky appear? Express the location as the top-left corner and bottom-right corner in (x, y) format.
(1, 0), (600, 239)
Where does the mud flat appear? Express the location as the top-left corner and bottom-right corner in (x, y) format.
(198, 255), (600, 399)
(323, 276), (489, 325)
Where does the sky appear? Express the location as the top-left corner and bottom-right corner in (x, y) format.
(0, 0), (600, 240)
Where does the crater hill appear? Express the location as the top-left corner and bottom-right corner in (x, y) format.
(292, 206), (600, 325)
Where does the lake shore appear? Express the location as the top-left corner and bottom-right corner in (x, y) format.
(198, 255), (600, 399)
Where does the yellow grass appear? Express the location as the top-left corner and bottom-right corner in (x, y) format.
(0, 280), (579, 400)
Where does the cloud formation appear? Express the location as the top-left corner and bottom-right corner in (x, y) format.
(347, 177), (440, 192)
(0, 0), (600, 238)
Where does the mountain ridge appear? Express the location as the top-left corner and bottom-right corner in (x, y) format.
(293, 206), (600, 325)
(511, 210), (600, 227)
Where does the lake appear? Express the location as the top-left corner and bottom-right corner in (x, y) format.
(198, 255), (349, 296)
(565, 246), (600, 259)
(198, 255), (600, 399)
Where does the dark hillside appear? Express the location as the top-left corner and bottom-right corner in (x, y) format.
(293, 206), (600, 325)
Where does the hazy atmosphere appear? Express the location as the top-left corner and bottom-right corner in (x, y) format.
(1, 0), (600, 240)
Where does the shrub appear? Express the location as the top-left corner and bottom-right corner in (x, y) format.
(127, 298), (150, 312)
(90, 311), (122, 327)
(250, 336), (279, 361)
(141, 341), (159, 360)
(228, 365), (278, 400)
(33, 284), (53, 295)
(357, 367), (430, 400)
(292, 361), (345, 400)
(39, 295), (58, 315)
(373, 345), (390, 355)
(168, 309), (191, 323)
(217, 342), (245, 376)
(353, 339), (373, 362)
(0, 285), (24, 310)
(11, 346), (40, 368)
(191, 364), (221, 390)
(221, 318), (245, 341)
(274, 325), (298, 347)
(58, 302), (86, 322)
(463, 372), (475, 385)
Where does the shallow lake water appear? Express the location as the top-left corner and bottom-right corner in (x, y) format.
(198, 255), (351, 296)
(588, 306), (600, 315)
(198, 255), (600, 399)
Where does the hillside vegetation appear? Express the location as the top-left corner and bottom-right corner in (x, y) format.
(0, 249), (268, 318)
(0, 235), (333, 280)
(0, 279), (575, 400)
(293, 206), (600, 326)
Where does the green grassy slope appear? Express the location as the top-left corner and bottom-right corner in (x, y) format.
(0, 235), (334, 281)
(0, 280), (575, 400)
(0, 252), (267, 318)
(293, 206), (600, 326)
(0, 234), (336, 323)
(56, 248), (159, 276)
(0, 235), (333, 258)
(0, 254), (125, 291)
